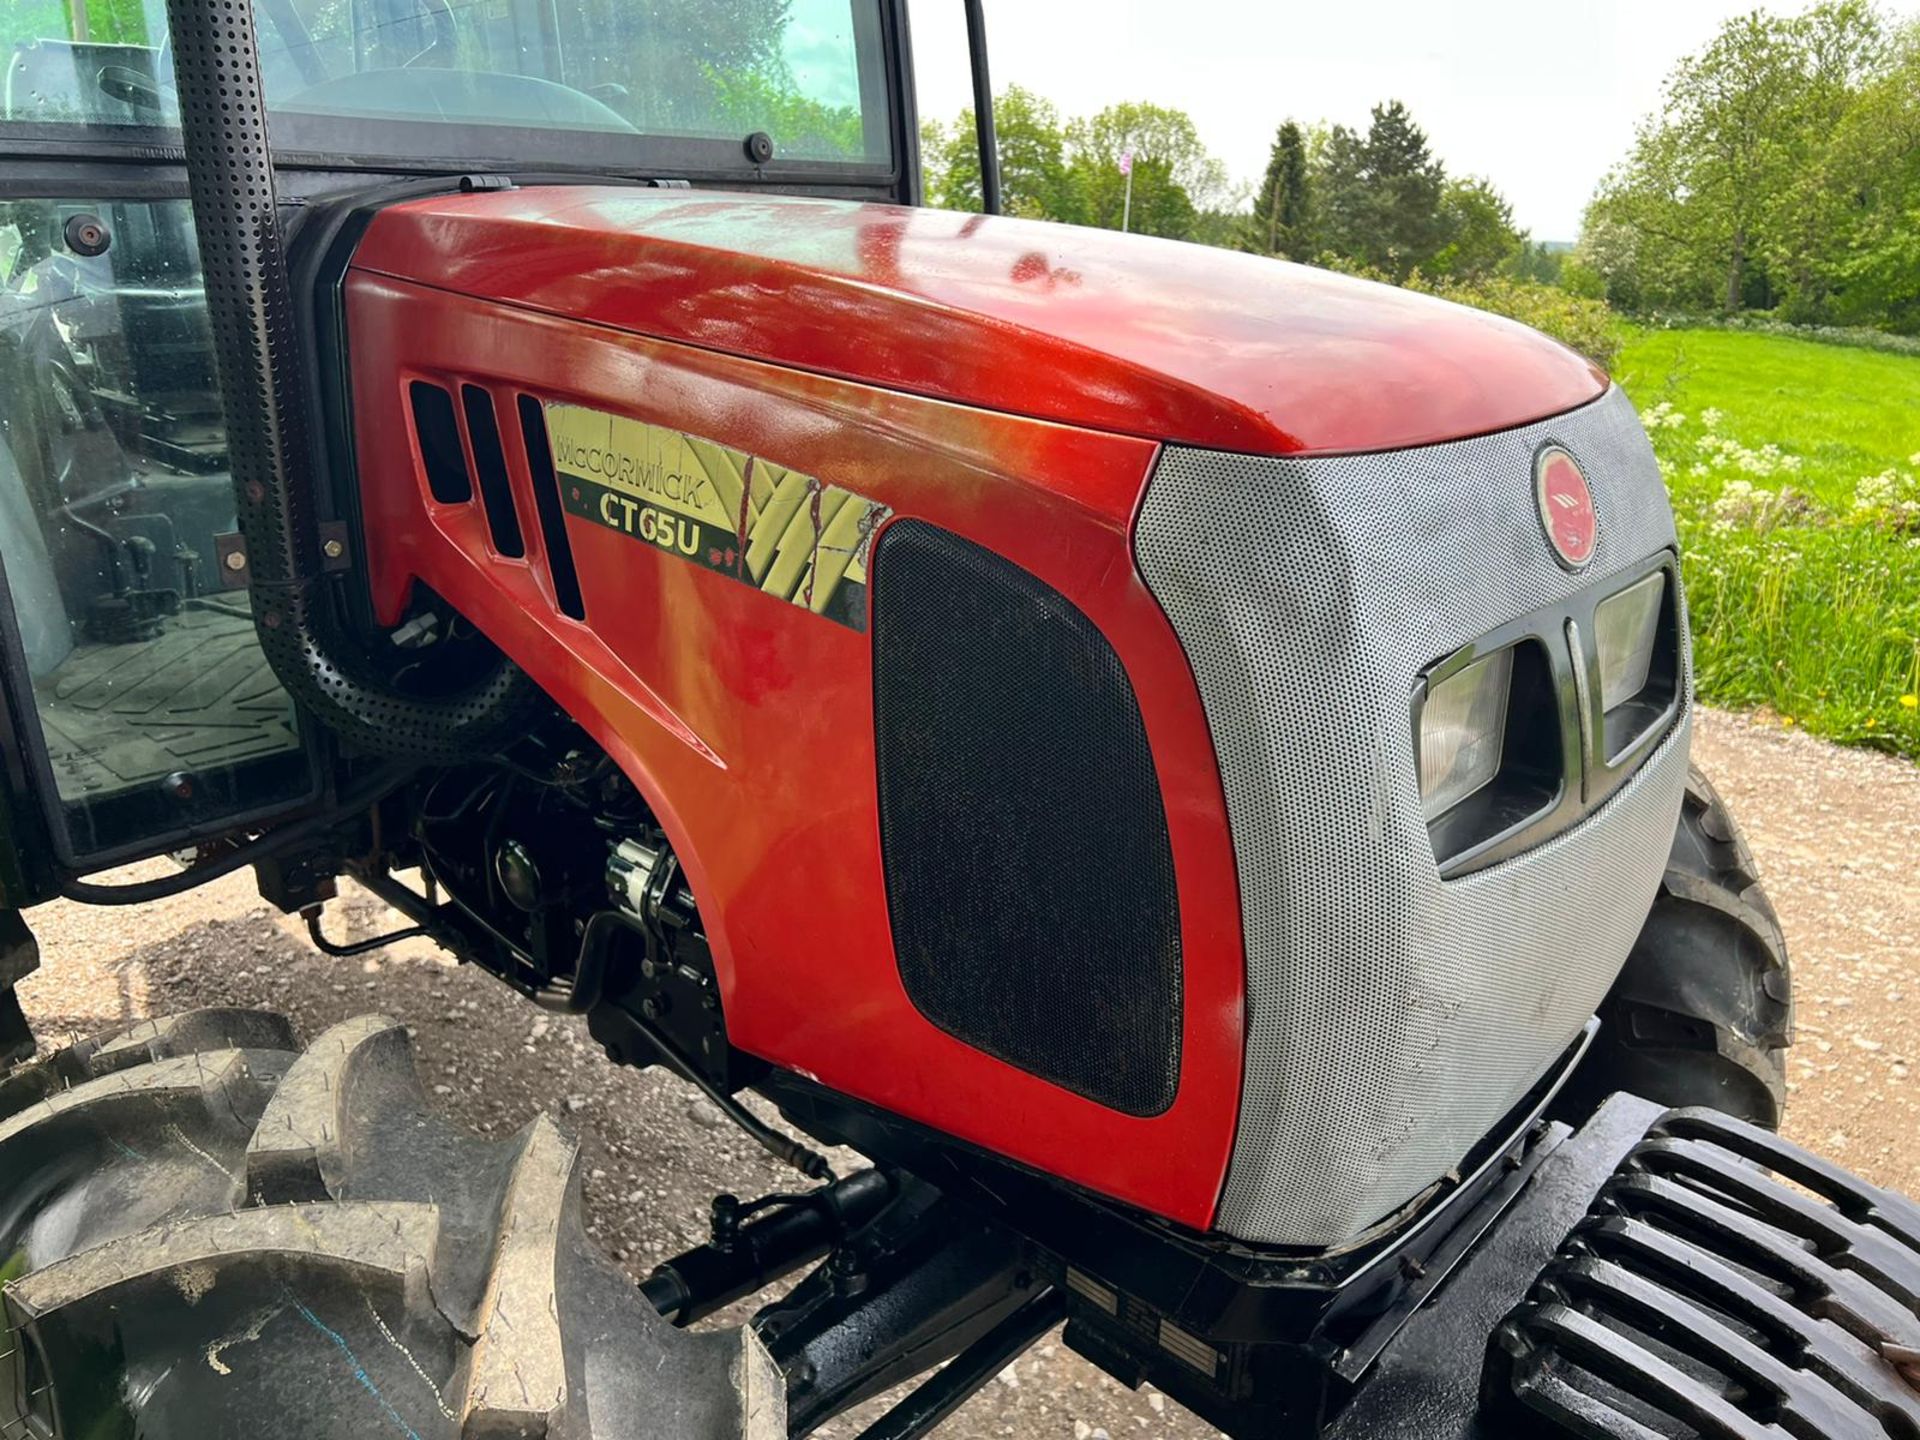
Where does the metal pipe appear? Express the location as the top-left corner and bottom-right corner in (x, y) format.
(160, 0), (540, 763)
(854, 1287), (1063, 1440)
(302, 905), (426, 958)
(962, 0), (1002, 215)
(642, 1170), (895, 1326)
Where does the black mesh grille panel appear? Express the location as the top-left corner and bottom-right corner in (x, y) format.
(872, 520), (1181, 1117)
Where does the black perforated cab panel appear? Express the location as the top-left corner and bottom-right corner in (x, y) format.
(872, 521), (1182, 1117)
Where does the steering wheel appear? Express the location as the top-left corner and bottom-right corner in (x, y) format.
(402, 0), (460, 69)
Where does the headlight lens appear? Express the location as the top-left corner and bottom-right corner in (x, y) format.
(1419, 648), (1513, 821)
(1594, 571), (1666, 711)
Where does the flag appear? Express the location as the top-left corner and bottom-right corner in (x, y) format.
(1118, 148), (1133, 177)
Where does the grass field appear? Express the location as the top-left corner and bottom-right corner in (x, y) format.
(1613, 328), (1920, 759)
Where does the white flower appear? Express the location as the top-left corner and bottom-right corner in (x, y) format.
(1852, 468), (1920, 531)
(1641, 400), (1687, 431)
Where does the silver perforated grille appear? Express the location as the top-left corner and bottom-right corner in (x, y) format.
(1135, 385), (1691, 1248)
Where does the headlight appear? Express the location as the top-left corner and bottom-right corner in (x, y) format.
(1418, 648), (1513, 821)
(1594, 571), (1666, 711)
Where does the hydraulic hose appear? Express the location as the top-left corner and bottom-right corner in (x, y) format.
(160, 0), (544, 762)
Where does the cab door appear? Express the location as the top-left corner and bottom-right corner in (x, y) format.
(0, 191), (320, 878)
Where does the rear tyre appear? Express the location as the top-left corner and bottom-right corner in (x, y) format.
(1564, 766), (1792, 1126)
(0, 1008), (779, 1439)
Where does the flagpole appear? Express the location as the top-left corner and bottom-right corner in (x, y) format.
(1120, 148), (1134, 233)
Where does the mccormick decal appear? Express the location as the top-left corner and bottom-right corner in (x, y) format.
(545, 402), (890, 632)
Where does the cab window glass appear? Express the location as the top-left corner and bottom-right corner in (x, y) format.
(0, 0), (888, 163)
(0, 197), (312, 861)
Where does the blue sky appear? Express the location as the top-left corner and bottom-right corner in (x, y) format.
(904, 0), (1920, 241)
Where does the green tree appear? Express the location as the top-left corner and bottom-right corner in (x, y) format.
(1764, 0), (1888, 317)
(1433, 176), (1521, 279)
(919, 118), (950, 202)
(1823, 17), (1920, 328)
(1571, 206), (1648, 311)
(916, 93), (1226, 239)
(1583, 1), (1889, 317)
(1065, 100), (1231, 238)
(1314, 101), (1448, 279)
(929, 85), (1078, 221)
(1249, 120), (1311, 257)
(1070, 152), (1196, 238)
(1504, 239), (1566, 286)
(1190, 207), (1255, 250)
(1312, 123), (1370, 262)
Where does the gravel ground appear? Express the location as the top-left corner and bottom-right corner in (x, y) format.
(13, 707), (1919, 1438)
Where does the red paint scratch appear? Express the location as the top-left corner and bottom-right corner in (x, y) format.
(804, 478), (824, 609)
(735, 455), (755, 573)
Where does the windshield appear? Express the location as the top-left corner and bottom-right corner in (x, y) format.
(2, 0), (891, 168)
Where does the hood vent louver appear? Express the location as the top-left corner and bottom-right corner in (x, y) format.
(409, 380), (471, 505)
(516, 396), (587, 622)
(460, 384), (525, 560)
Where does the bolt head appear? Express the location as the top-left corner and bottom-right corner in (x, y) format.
(322, 538), (345, 560)
(224, 550), (248, 572)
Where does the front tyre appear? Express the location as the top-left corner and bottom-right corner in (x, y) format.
(0, 1008), (778, 1439)
(1566, 766), (1792, 1126)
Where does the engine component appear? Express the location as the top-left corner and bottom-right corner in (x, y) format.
(578, 904), (833, 1183)
(607, 835), (694, 932)
(495, 837), (543, 912)
(412, 754), (625, 1000)
(302, 904), (427, 959)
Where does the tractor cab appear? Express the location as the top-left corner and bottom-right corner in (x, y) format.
(0, 0), (911, 881)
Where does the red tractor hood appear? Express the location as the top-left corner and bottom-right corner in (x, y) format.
(351, 187), (1608, 457)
